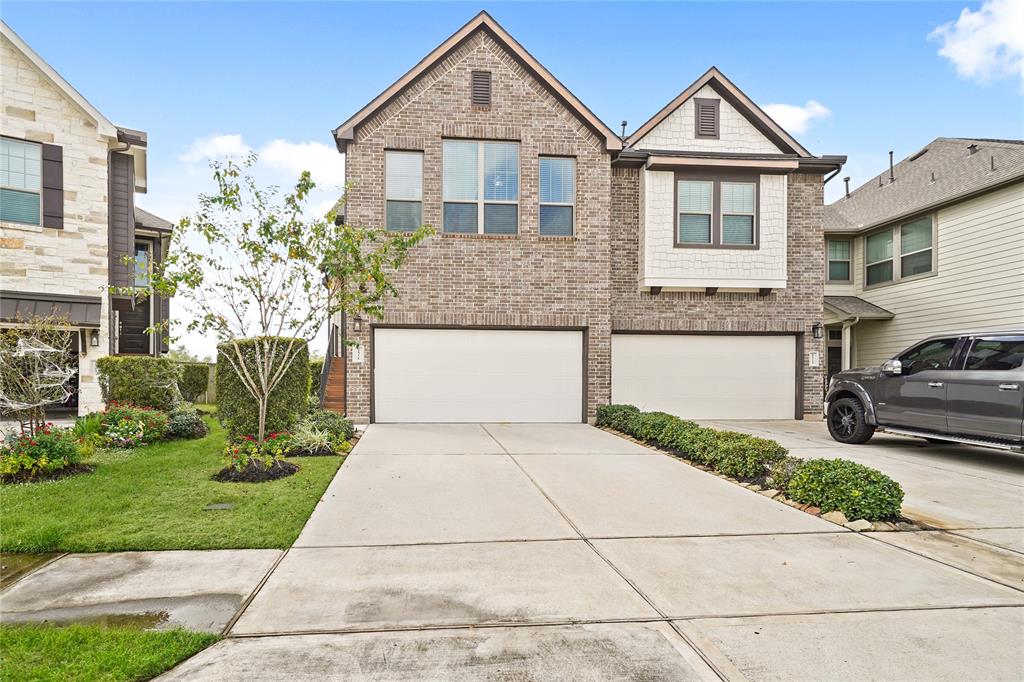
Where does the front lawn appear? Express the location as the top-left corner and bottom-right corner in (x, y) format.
(0, 624), (218, 682)
(0, 418), (342, 552)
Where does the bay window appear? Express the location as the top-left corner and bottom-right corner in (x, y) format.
(385, 150), (422, 232)
(443, 139), (519, 235)
(539, 156), (574, 236)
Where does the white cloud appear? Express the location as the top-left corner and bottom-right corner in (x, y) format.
(763, 100), (832, 134)
(930, 0), (1024, 85)
(178, 133), (252, 163)
(260, 139), (345, 189)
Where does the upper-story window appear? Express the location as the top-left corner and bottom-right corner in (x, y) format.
(0, 137), (42, 225)
(539, 156), (574, 236)
(827, 239), (852, 282)
(865, 215), (934, 287)
(675, 174), (758, 248)
(134, 240), (152, 288)
(385, 150), (423, 232)
(443, 139), (519, 235)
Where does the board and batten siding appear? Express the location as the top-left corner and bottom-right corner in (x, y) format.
(843, 181), (1024, 367)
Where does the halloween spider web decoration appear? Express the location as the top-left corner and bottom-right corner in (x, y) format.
(0, 335), (75, 413)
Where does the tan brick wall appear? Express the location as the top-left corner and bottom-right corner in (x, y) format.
(1, 35), (112, 413)
(339, 31), (825, 421)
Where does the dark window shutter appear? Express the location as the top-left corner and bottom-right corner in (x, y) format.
(695, 99), (719, 138)
(155, 239), (170, 353)
(41, 144), (63, 229)
(471, 71), (491, 107)
(108, 153), (136, 287)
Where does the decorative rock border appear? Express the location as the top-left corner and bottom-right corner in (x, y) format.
(599, 426), (926, 533)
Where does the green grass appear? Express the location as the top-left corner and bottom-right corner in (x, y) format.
(0, 418), (343, 552)
(0, 624), (218, 682)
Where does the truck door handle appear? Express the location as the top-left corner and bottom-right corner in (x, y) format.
(998, 383), (1020, 391)
(928, 382), (944, 388)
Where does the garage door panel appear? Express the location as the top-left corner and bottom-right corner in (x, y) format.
(374, 329), (583, 423)
(612, 334), (796, 420)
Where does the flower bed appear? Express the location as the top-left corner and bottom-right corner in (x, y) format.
(596, 404), (906, 523)
(1, 426), (89, 483)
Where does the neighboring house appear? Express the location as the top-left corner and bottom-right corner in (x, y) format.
(823, 138), (1024, 381)
(0, 22), (173, 415)
(325, 12), (844, 423)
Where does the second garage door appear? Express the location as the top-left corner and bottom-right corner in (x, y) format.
(612, 334), (797, 420)
(373, 328), (584, 423)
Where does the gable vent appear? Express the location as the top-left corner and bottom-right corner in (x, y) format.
(694, 98), (719, 139)
(471, 71), (492, 107)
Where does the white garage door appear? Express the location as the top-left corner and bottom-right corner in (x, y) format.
(612, 334), (797, 420)
(374, 328), (583, 423)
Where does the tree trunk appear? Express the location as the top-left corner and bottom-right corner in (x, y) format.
(258, 395), (268, 442)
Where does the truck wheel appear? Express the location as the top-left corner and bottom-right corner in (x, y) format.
(827, 397), (875, 444)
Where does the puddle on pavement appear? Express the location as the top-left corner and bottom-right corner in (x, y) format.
(0, 552), (61, 590)
(1, 594), (242, 633)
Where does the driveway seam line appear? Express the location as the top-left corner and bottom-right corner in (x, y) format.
(222, 548), (290, 636)
(945, 530), (1024, 557)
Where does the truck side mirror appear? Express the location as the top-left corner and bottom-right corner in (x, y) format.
(882, 359), (902, 376)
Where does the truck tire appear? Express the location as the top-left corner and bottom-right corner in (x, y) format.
(827, 397), (875, 444)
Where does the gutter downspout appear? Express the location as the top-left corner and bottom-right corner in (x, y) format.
(841, 316), (859, 370)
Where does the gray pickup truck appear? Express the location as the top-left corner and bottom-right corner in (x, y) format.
(824, 331), (1024, 451)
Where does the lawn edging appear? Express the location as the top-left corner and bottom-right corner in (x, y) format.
(596, 404), (923, 532)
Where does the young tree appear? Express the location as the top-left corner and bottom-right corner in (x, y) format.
(0, 317), (76, 435)
(133, 155), (431, 442)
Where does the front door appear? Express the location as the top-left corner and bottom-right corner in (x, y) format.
(113, 298), (151, 355)
(827, 346), (842, 383)
(946, 336), (1024, 441)
(875, 337), (960, 432)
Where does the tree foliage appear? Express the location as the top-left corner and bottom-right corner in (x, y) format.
(0, 317), (76, 435)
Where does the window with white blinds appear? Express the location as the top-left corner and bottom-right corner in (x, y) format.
(677, 180), (713, 244)
(721, 182), (755, 245)
(443, 140), (518, 234)
(0, 138), (42, 225)
(539, 156), (574, 236)
(864, 215), (934, 287)
(385, 151), (422, 232)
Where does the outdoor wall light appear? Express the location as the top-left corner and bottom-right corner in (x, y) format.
(90, 329), (100, 347)
(353, 316), (363, 332)
(812, 323), (824, 340)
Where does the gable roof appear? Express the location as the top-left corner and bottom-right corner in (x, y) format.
(1, 21), (118, 139)
(625, 67), (812, 157)
(332, 11), (622, 152)
(135, 207), (174, 233)
(824, 138), (1024, 233)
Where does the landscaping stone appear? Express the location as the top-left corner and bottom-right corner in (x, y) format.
(821, 511), (848, 525)
(871, 521), (898, 532)
(844, 519), (873, 532)
(804, 506), (821, 516)
(897, 521), (920, 531)
(760, 489), (780, 498)
(748, 484), (762, 491)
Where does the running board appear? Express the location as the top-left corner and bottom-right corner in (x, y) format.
(879, 427), (1023, 452)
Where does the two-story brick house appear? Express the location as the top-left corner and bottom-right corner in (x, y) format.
(0, 22), (172, 415)
(325, 12), (844, 423)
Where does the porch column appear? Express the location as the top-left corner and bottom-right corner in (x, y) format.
(841, 323), (853, 370)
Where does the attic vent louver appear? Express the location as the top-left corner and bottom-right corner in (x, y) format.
(694, 98), (720, 139)
(471, 71), (491, 107)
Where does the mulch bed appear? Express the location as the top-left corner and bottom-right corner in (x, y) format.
(1, 464), (94, 485)
(213, 460), (299, 483)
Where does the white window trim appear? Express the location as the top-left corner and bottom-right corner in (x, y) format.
(539, 156), (575, 236)
(0, 137), (43, 226)
(863, 214), (937, 289)
(442, 139), (519, 235)
(677, 179), (714, 245)
(826, 238), (853, 283)
(384, 150), (423, 232)
(719, 181), (756, 246)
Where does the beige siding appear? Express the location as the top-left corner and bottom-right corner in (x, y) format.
(847, 181), (1024, 366)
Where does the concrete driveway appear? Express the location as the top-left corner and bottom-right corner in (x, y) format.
(164, 423), (1024, 681)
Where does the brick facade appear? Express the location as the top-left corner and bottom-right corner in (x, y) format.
(338, 29), (826, 422)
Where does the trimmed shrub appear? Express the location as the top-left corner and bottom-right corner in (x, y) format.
(96, 356), (182, 411)
(177, 363), (210, 403)
(714, 435), (788, 479)
(309, 359), (325, 388)
(787, 458), (904, 520)
(1, 425), (81, 481)
(305, 409), (355, 441)
(659, 423), (711, 456)
(216, 337), (310, 440)
(101, 403), (169, 445)
(629, 411), (678, 442)
(595, 404), (640, 432)
(766, 455), (804, 491)
(166, 402), (210, 440)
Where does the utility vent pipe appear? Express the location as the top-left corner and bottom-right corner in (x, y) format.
(888, 151), (895, 182)
(843, 176), (850, 198)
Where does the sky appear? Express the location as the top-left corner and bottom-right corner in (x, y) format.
(4, 1), (1022, 357)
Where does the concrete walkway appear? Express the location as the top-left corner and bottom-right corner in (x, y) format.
(160, 423), (1024, 681)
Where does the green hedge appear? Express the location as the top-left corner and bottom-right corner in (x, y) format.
(216, 337), (309, 441)
(309, 359), (325, 390)
(96, 356), (182, 411)
(787, 458), (904, 520)
(176, 363), (210, 403)
(596, 403), (904, 521)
